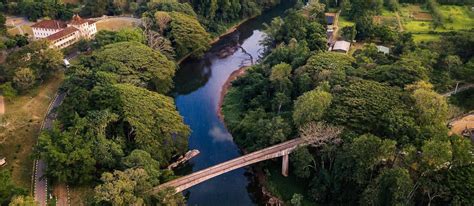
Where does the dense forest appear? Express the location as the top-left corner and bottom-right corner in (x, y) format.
(0, 0), (473, 205)
(0, 0), (285, 205)
(223, 0), (474, 205)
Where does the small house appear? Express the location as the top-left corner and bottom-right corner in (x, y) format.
(376, 45), (390, 54)
(0, 157), (6, 167)
(332, 41), (351, 53)
(325, 13), (336, 25)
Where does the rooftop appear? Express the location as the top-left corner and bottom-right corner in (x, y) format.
(69, 14), (96, 25)
(46, 27), (79, 41)
(332, 41), (351, 52)
(376, 45), (390, 54)
(31, 20), (67, 30)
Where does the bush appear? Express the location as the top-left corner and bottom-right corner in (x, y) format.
(0, 82), (18, 99)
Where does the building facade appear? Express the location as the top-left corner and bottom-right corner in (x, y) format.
(31, 15), (97, 49)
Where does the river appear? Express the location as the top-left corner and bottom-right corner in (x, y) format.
(173, 2), (295, 205)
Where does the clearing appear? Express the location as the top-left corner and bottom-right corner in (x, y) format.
(0, 74), (64, 189)
(449, 114), (474, 136)
(96, 17), (141, 31)
(400, 4), (474, 42)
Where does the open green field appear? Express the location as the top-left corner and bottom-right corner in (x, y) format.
(0, 74), (64, 189)
(96, 18), (140, 31)
(400, 4), (473, 42)
(338, 15), (354, 28)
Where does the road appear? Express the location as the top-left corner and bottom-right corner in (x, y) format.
(33, 92), (67, 206)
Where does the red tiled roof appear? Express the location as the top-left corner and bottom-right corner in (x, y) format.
(31, 20), (67, 29)
(46, 27), (79, 41)
(86, 19), (96, 24)
(69, 15), (96, 25)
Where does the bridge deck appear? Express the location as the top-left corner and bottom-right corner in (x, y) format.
(153, 138), (307, 193)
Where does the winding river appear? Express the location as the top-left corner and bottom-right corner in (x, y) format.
(173, 2), (294, 205)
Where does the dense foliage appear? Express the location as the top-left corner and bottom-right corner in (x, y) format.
(222, 1), (474, 205)
(0, 40), (63, 94)
(34, 40), (188, 204)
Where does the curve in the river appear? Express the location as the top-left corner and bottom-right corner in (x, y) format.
(173, 2), (295, 205)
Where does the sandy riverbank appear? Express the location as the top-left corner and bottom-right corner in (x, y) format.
(217, 66), (249, 121)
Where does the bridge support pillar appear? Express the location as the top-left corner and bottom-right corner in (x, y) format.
(282, 154), (289, 177)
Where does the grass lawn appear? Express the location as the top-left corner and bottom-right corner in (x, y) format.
(0, 73), (64, 189)
(264, 163), (314, 205)
(400, 4), (472, 42)
(338, 15), (354, 28)
(7, 25), (33, 36)
(96, 18), (139, 31)
(412, 33), (441, 42)
(438, 5), (474, 31)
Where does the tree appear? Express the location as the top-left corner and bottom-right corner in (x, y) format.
(328, 80), (415, 140)
(8, 196), (38, 206)
(12, 67), (35, 92)
(87, 42), (176, 93)
(6, 40), (63, 81)
(0, 13), (6, 33)
(347, 134), (396, 185)
(235, 109), (291, 151)
(169, 12), (210, 59)
(91, 84), (190, 163)
(154, 11), (171, 34)
(94, 168), (151, 205)
(290, 148), (315, 178)
(37, 120), (97, 184)
(410, 83), (449, 138)
(295, 52), (354, 89)
(153, 187), (186, 206)
(122, 150), (162, 185)
(361, 168), (413, 206)
(270, 63), (292, 93)
(293, 89), (332, 127)
(291, 193), (304, 206)
(366, 58), (429, 87)
(0, 170), (27, 206)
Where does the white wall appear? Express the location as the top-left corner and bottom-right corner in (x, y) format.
(32, 28), (62, 39)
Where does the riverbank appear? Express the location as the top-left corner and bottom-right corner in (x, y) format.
(177, 15), (259, 64)
(217, 66), (248, 121)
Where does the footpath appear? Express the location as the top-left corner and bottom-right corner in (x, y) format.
(0, 96), (4, 115)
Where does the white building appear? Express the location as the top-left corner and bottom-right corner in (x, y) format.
(32, 15), (97, 49)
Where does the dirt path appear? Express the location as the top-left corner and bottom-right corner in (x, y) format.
(217, 66), (249, 121)
(0, 96), (4, 115)
(396, 12), (404, 32)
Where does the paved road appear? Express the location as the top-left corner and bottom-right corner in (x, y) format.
(154, 138), (307, 193)
(33, 93), (67, 206)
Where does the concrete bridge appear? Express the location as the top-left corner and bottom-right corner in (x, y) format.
(153, 138), (308, 193)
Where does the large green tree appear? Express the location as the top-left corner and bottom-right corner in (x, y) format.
(86, 42), (176, 93)
(168, 12), (210, 59)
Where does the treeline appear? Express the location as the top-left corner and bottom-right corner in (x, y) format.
(222, 1), (474, 205)
(0, 0), (75, 21)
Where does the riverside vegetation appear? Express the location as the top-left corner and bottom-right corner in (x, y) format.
(222, 0), (474, 205)
(0, 0), (284, 205)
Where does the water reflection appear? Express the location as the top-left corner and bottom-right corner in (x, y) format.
(173, 1), (296, 205)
